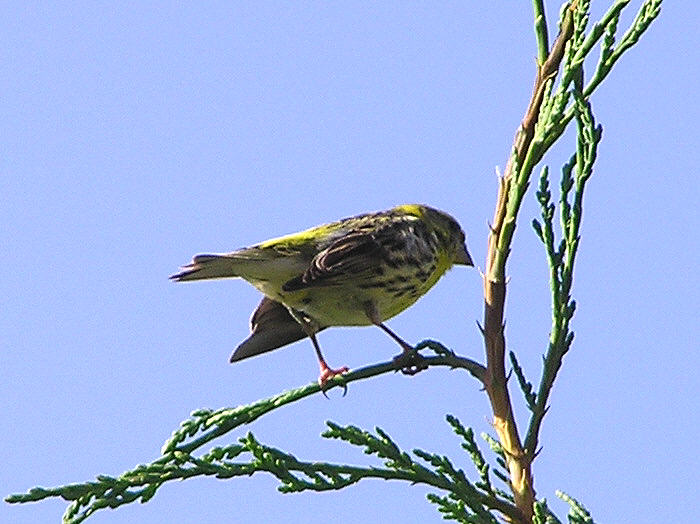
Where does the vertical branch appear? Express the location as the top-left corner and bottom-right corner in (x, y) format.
(482, 3), (578, 522)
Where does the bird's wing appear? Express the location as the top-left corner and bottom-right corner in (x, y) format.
(230, 297), (313, 361)
(282, 232), (384, 291)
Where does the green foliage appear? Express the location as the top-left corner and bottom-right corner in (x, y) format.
(557, 491), (596, 524)
(527, 91), (602, 458)
(510, 351), (537, 411)
(9, 414), (528, 523)
(6, 2), (662, 522)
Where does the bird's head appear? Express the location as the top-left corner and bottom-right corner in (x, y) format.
(401, 204), (474, 267)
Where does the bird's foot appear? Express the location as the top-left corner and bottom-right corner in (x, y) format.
(318, 363), (350, 397)
(393, 348), (428, 376)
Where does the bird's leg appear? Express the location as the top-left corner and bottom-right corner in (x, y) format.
(375, 322), (413, 351)
(365, 303), (427, 375)
(378, 323), (428, 375)
(308, 332), (349, 391)
(288, 308), (349, 392)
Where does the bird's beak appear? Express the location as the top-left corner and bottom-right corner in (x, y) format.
(454, 244), (474, 266)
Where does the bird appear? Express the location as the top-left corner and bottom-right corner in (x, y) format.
(171, 204), (473, 387)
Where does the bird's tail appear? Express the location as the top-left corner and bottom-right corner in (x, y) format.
(170, 253), (245, 282)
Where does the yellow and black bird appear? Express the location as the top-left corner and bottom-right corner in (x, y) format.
(171, 204), (473, 386)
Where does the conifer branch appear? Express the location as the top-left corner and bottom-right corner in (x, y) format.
(481, 0), (660, 520)
(526, 92), (601, 459)
(10, 416), (532, 524)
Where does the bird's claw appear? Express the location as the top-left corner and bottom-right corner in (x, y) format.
(321, 383), (348, 398)
(393, 349), (428, 375)
(318, 365), (350, 398)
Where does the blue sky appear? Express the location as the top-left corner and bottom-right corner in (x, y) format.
(2, 2), (697, 523)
